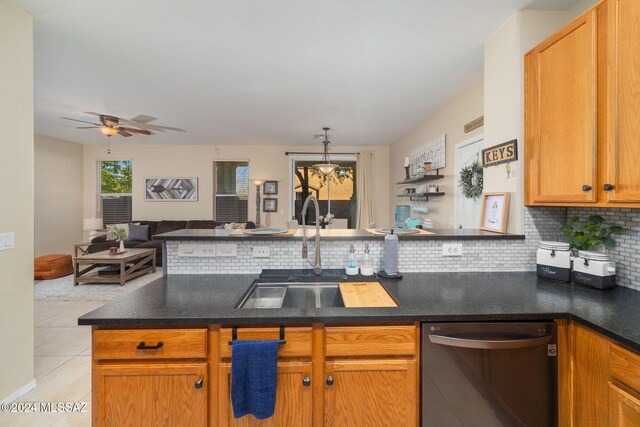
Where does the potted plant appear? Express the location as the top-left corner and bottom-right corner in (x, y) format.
(560, 215), (624, 253)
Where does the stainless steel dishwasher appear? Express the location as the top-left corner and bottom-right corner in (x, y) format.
(422, 322), (557, 427)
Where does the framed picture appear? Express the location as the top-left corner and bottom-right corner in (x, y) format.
(145, 177), (198, 201)
(263, 181), (278, 195)
(480, 192), (510, 233)
(263, 198), (278, 212)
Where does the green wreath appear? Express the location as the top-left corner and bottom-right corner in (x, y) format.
(459, 161), (483, 199)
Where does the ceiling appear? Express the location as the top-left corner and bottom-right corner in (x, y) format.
(13, 0), (581, 146)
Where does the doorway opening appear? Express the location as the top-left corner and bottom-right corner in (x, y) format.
(454, 135), (483, 229)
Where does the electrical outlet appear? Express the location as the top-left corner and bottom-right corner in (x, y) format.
(253, 246), (270, 258)
(178, 244), (216, 257)
(217, 244), (237, 257)
(442, 243), (463, 257)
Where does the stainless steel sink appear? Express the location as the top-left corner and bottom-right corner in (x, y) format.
(237, 282), (345, 309)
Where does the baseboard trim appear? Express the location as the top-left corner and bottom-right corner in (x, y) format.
(1, 379), (36, 404)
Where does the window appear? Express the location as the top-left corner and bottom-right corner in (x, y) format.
(214, 161), (249, 222)
(292, 157), (356, 228)
(97, 160), (132, 227)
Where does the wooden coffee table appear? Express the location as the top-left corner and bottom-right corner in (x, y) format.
(74, 248), (156, 286)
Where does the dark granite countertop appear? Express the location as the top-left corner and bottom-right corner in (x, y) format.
(79, 272), (640, 352)
(153, 228), (525, 241)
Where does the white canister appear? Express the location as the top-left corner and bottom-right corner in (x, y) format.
(572, 251), (616, 289)
(536, 241), (571, 282)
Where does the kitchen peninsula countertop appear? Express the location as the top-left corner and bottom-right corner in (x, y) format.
(79, 272), (640, 353)
(153, 228), (525, 241)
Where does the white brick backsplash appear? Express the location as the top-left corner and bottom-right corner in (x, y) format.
(166, 207), (570, 276)
(567, 207), (640, 291)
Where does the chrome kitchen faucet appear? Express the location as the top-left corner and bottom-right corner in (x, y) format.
(301, 194), (322, 275)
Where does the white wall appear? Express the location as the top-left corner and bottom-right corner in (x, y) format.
(568, 0), (599, 19)
(35, 134), (84, 256)
(83, 144), (390, 228)
(0, 1), (34, 402)
(388, 77), (484, 228)
(483, 10), (568, 233)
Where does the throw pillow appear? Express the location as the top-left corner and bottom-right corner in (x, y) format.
(106, 224), (129, 241)
(215, 224), (226, 229)
(127, 223), (149, 241)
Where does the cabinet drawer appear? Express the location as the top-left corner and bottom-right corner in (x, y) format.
(611, 344), (640, 392)
(325, 325), (416, 357)
(93, 328), (207, 360)
(219, 326), (312, 359)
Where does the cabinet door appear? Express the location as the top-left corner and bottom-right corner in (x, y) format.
(324, 359), (417, 427)
(572, 323), (610, 426)
(218, 361), (313, 427)
(605, 0), (640, 202)
(93, 362), (207, 427)
(610, 383), (640, 426)
(526, 10), (598, 203)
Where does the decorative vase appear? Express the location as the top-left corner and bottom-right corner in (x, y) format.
(119, 241), (125, 253)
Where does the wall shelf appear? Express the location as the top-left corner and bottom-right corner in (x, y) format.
(396, 172), (443, 185)
(396, 192), (445, 201)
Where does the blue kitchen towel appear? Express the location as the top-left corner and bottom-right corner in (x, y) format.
(231, 340), (279, 420)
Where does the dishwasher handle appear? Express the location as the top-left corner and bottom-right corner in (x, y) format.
(428, 333), (552, 350)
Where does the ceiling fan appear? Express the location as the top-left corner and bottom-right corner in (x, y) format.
(61, 112), (185, 138)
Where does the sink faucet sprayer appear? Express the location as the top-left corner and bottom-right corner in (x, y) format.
(301, 194), (322, 275)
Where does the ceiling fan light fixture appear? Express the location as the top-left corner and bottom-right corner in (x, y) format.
(99, 126), (118, 136)
(312, 127), (339, 176)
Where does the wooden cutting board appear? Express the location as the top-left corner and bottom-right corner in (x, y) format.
(339, 282), (398, 308)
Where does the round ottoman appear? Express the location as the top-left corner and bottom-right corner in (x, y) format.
(35, 254), (74, 280)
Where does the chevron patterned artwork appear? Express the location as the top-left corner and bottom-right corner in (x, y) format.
(145, 177), (198, 201)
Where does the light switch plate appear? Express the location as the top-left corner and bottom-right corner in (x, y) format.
(178, 244), (215, 257)
(217, 244), (237, 257)
(0, 232), (14, 251)
(253, 246), (270, 258)
(442, 243), (463, 256)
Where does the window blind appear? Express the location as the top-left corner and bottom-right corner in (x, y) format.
(214, 161), (249, 222)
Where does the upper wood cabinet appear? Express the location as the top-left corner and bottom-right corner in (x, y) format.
(605, 0), (640, 203)
(525, 0), (640, 207)
(526, 10), (598, 204)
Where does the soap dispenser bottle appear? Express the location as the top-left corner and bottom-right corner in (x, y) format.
(345, 243), (359, 276)
(360, 243), (374, 276)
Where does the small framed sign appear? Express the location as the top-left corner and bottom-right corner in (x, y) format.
(482, 139), (518, 167)
(480, 192), (510, 233)
(263, 181), (278, 195)
(263, 198), (278, 212)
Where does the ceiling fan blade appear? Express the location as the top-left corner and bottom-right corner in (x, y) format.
(119, 118), (185, 132)
(119, 127), (151, 135)
(117, 130), (132, 137)
(61, 117), (100, 126)
(130, 115), (157, 124)
(76, 126), (97, 129)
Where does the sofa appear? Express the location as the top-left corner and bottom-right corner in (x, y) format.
(87, 220), (255, 266)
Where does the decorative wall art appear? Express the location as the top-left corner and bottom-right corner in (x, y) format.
(145, 177), (198, 201)
(480, 192), (510, 233)
(408, 134), (446, 177)
(263, 181), (278, 195)
(263, 198), (278, 212)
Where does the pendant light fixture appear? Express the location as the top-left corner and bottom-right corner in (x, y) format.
(313, 127), (339, 176)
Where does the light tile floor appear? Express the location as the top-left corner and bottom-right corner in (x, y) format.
(0, 300), (101, 426)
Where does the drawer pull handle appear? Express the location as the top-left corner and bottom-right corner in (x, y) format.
(195, 379), (204, 389)
(136, 341), (163, 351)
(326, 376), (334, 386)
(604, 184), (615, 191)
(582, 185), (592, 192)
(303, 377), (311, 387)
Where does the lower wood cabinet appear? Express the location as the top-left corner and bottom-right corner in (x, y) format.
(217, 361), (313, 427)
(560, 321), (640, 427)
(93, 362), (208, 427)
(324, 359), (417, 427)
